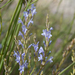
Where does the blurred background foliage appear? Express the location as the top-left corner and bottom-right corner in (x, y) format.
(0, 0), (75, 75)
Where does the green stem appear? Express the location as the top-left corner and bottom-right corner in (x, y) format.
(0, 0), (21, 72)
(0, 0), (20, 60)
(0, 8), (2, 35)
(30, 0), (38, 4)
(58, 62), (75, 75)
(0, 0), (13, 9)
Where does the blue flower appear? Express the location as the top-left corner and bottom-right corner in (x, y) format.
(18, 18), (24, 25)
(50, 27), (53, 31)
(27, 18), (33, 27)
(39, 47), (44, 54)
(32, 42), (39, 52)
(48, 56), (53, 63)
(23, 60), (28, 68)
(31, 4), (35, 10)
(18, 40), (24, 48)
(18, 31), (24, 39)
(27, 9), (31, 14)
(22, 25), (27, 34)
(19, 60), (28, 74)
(31, 9), (37, 17)
(19, 65), (24, 74)
(28, 44), (32, 48)
(38, 54), (43, 61)
(13, 51), (20, 64)
(43, 41), (46, 47)
(21, 53), (25, 62)
(41, 29), (52, 41)
(23, 11), (28, 21)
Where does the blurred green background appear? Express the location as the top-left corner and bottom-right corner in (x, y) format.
(0, 0), (75, 75)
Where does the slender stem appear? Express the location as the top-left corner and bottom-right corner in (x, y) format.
(30, 0), (38, 4)
(58, 62), (75, 75)
(0, 0), (13, 9)
(0, 0), (20, 57)
(30, 67), (35, 75)
(0, 0), (21, 72)
(0, 8), (2, 35)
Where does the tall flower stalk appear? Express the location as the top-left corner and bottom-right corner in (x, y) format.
(13, 4), (53, 75)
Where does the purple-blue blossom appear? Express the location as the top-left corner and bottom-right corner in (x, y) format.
(23, 60), (28, 68)
(32, 42), (39, 52)
(22, 25), (27, 34)
(19, 60), (28, 73)
(48, 56), (53, 63)
(18, 40), (24, 48)
(19, 65), (24, 74)
(27, 18), (33, 27)
(39, 47), (44, 54)
(41, 29), (52, 41)
(38, 54), (43, 61)
(28, 44), (32, 48)
(31, 9), (37, 17)
(18, 31), (24, 39)
(49, 40), (52, 46)
(31, 4), (35, 10)
(50, 27), (53, 31)
(18, 18), (24, 25)
(23, 11), (28, 21)
(13, 51), (20, 64)
(43, 41), (46, 47)
(21, 53), (25, 62)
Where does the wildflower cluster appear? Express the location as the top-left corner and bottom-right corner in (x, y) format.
(13, 4), (53, 74)
(14, 4), (37, 74)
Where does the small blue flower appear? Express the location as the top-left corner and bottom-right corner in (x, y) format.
(13, 51), (20, 64)
(18, 31), (24, 39)
(22, 25), (27, 34)
(39, 47), (44, 54)
(48, 56), (53, 63)
(38, 54), (43, 61)
(27, 9), (31, 14)
(41, 29), (52, 41)
(23, 11), (28, 21)
(50, 27), (53, 31)
(28, 44), (32, 48)
(43, 41), (46, 47)
(22, 53), (25, 62)
(13, 51), (17, 56)
(31, 4), (35, 10)
(18, 40), (24, 48)
(18, 18), (24, 25)
(19, 65), (24, 74)
(31, 9), (37, 17)
(49, 40), (52, 46)
(23, 60), (28, 68)
(27, 18), (33, 27)
(32, 42), (39, 52)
